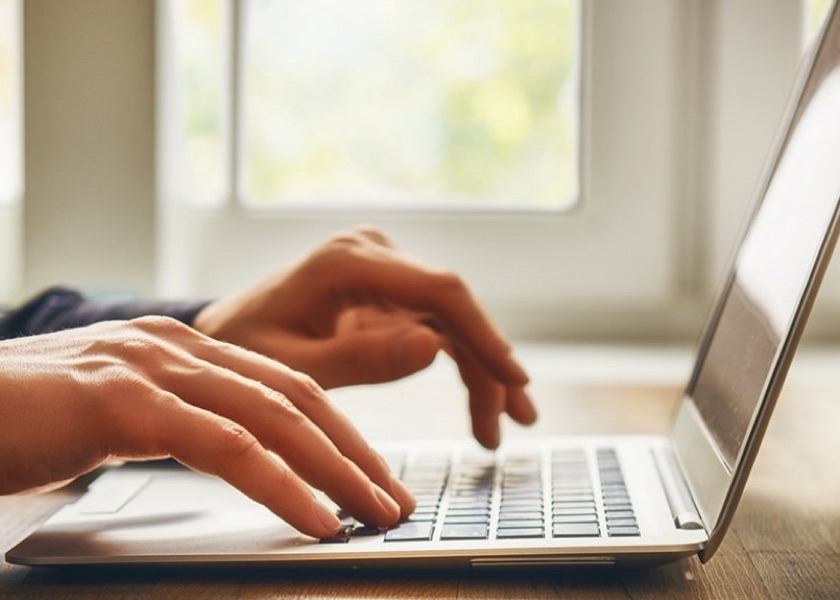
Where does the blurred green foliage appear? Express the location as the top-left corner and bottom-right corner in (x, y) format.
(179, 0), (579, 209)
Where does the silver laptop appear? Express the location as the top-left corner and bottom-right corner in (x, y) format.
(9, 3), (840, 570)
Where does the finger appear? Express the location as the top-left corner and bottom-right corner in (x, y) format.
(200, 340), (416, 515)
(282, 324), (442, 389)
(506, 385), (538, 425)
(326, 238), (529, 387)
(158, 330), (416, 518)
(353, 225), (396, 248)
(449, 345), (506, 449)
(275, 368), (418, 519)
(151, 356), (403, 527)
(111, 390), (341, 539)
(332, 307), (536, 424)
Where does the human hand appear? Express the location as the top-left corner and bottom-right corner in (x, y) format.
(0, 317), (414, 538)
(193, 227), (537, 449)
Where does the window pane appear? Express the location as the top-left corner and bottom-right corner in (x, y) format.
(242, 0), (579, 209)
(171, 0), (227, 207)
(0, 0), (21, 206)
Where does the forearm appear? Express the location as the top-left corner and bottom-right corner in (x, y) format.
(0, 287), (209, 339)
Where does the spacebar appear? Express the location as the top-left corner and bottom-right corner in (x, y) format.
(384, 521), (434, 542)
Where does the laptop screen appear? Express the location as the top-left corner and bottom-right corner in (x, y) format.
(686, 12), (840, 471)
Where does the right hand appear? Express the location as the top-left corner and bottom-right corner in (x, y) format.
(0, 316), (414, 538)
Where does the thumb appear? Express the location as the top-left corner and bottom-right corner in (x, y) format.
(308, 325), (443, 388)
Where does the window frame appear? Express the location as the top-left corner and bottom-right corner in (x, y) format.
(157, 0), (820, 341)
(0, 0), (23, 303)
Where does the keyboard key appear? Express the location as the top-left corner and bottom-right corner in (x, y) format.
(447, 498), (490, 510)
(607, 526), (641, 537)
(606, 510), (636, 520)
(496, 528), (545, 539)
(319, 525), (353, 544)
(319, 535), (350, 544)
(444, 515), (489, 525)
(440, 523), (489, 540)
(498, 519), (544, 529)
(500, 497), (542, 509)
(552, 514), (598, 524)
(350, 525), (386, 537)
(407, 512), (437, 522)
(498, 510), (543, 521)
(499, 490), (543, 501)
(554, 494), (595, 503)
(553, 522), (601, 537)
(606, 518), (637, 527)
(446, 508), (490, 518)
(552, 500), (596, 509)
(553, 486), (594, 495)
(552, 507), (597, 517)
(385, 521), (434, 542)
(603, 494), (631, 504)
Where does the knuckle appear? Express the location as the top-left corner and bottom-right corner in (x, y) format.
(287, 372), (330, 412)
(323, 230), (371, 258)
(128, 315), (193, 338)
(102, 384), (175, 457)
(266, 388), (296, 412)
(101, 318), (197, 367)
(265, 388), (309, 425)
(355, 225), (388, 243)
(433, 269), (467, 296)
(216, 424), (261, 460)
(296, 372), (325, 399)
(329, 229), (367, 247)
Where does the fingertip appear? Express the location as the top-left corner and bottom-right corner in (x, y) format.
(392, 326), (441, 374)
(478, 434), (501, 451)
(373, 484), (402, 525)
(506, 355), (530, 386)
(312, 501), (342, 537)
(388, 476), (417, 519)
(473, 421), (501, 451)
(507, 386), (538, 425)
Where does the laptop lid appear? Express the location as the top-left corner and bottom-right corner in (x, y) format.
(669, 0), (840, 563)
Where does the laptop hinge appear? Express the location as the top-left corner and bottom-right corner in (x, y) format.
(652, 447), (705, 531)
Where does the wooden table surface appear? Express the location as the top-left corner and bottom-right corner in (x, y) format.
(2, 345), (839, 599)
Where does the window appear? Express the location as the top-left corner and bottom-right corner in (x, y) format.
(158, 1), (824, 340)
(241, 0), (578, 210)
(167, 0), (228, 208)
(171, 0), (579, 211)
(0, 0), (22, 208)
(0, 0), (22, 303)
(806, 0), (833, 44)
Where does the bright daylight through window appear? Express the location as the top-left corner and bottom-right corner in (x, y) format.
(174, 0), (580, 210)
(0, 0), (21, 207)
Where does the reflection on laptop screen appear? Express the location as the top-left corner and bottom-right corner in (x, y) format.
(688, 42), (840, 470)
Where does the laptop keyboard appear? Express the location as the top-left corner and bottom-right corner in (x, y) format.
(322, 446), (639, 544)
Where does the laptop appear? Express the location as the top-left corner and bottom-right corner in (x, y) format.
(9, 3), (840, 570)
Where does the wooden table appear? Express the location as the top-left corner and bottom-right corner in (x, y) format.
(2, 345), (840, 599)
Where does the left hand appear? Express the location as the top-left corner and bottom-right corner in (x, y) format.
(193, 226), (536, 449)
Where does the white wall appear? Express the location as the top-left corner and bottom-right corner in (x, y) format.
(22, 0), (156, 297)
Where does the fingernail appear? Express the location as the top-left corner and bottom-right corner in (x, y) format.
(373, 484), (401, 521)
(313, 502), (340, 535)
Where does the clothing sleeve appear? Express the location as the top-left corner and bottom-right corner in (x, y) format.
(0, 287), (210, 340)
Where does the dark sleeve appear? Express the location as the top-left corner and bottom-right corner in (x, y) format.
(0, 287), (210, 340)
